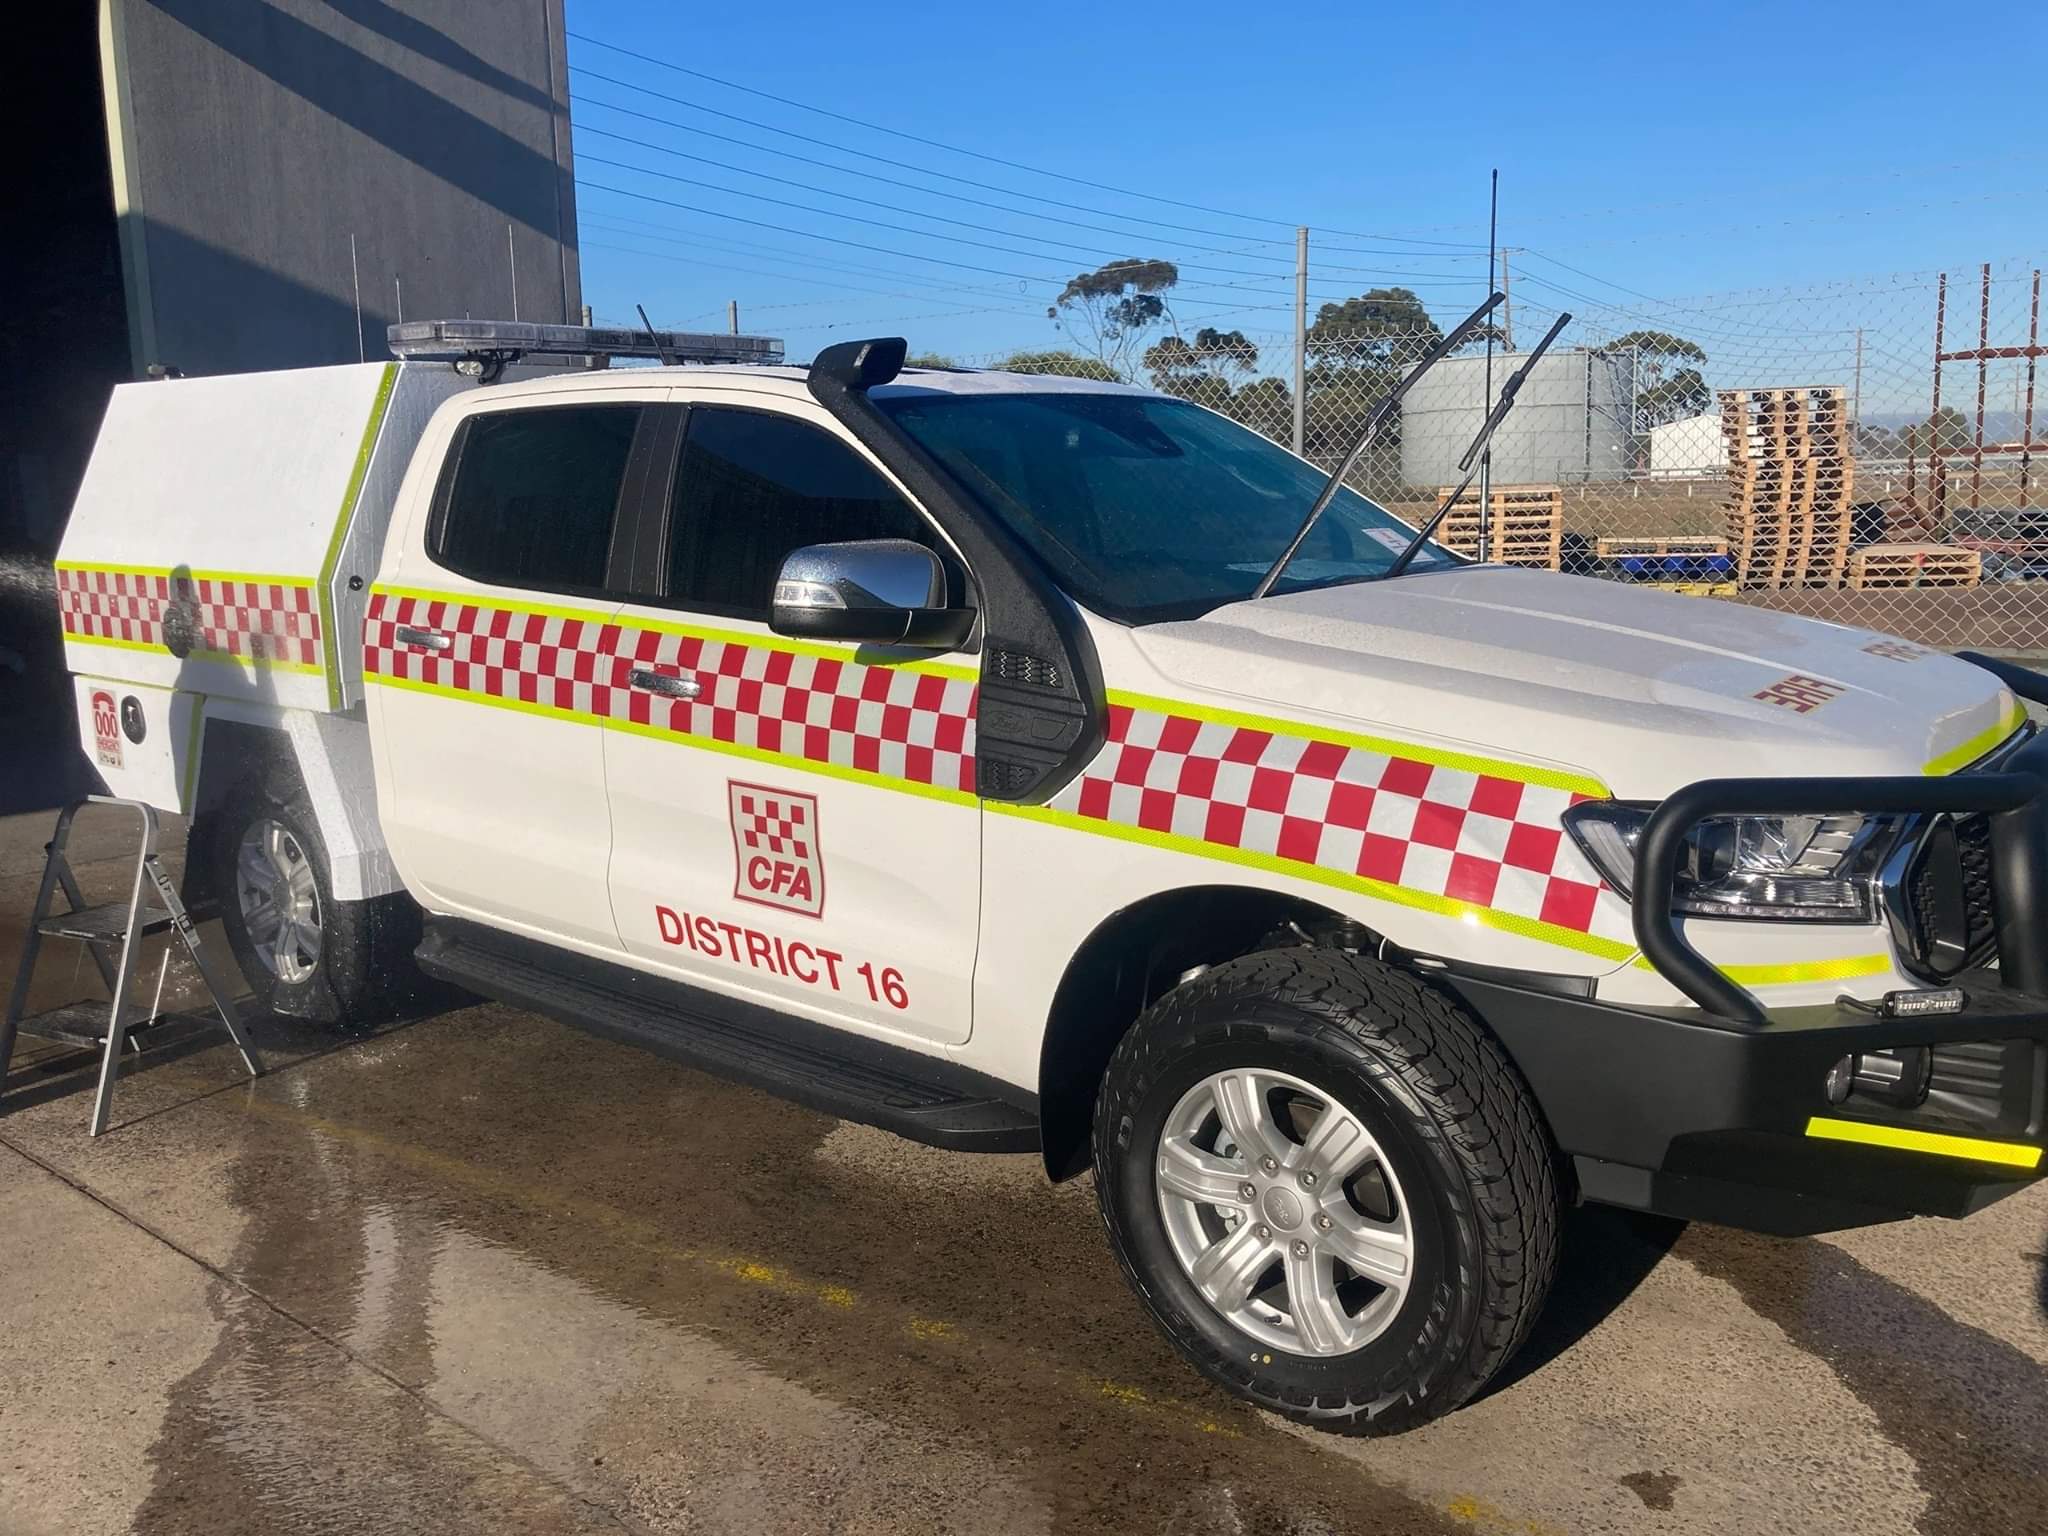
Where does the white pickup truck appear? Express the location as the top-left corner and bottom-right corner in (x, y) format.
(38, 321), (2048, 1432)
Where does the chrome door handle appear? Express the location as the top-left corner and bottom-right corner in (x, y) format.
(394, 624), (452, 651)
(629, 667), (701, 699)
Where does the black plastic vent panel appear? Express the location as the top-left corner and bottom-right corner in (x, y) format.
(1904, 812), (1999, 977)
(987, 648), (1063, 690)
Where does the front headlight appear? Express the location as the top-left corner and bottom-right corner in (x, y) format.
(1562, 802), (1897, 922)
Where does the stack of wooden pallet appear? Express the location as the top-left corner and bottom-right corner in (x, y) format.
(1720, 387), (1855, 588)
(1846, 544), (1981, 589)
(1432, 484), (1563, 569)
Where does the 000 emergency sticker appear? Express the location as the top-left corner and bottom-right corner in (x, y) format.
(90, 688), (122, 769)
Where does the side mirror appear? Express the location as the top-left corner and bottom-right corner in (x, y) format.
(769, 539), (976, 649)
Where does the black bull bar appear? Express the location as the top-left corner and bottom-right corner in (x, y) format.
(1632, 652), (2048, 1025)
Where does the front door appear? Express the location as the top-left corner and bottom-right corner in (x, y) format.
(602, 398), (981, 1047)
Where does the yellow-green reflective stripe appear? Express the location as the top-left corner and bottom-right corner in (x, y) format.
(1631, 952), (1892, 986)
(1104, 688), (1608, 798)
(54, 560), (315, 590)
(367, 586), (978, 684)
(1923, 698), (2027, 777)
(990, 799), (1635, 964)
(322, 361), (399, 706)
(363, 670), (978, 807)
(365, 666), (1625, 963)
(60, 629), (322, 675)
(180, 696), (206, 814)
(1805, 1116), (2041, 1169)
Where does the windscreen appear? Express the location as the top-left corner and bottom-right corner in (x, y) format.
(876, 391), (1453, 623)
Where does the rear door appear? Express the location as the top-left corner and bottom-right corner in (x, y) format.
(601, 395), (982, 1046)
(367, 393), (656, 953)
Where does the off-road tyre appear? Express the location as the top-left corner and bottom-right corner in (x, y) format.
(1092, 947), (1559, 1434)
(210, 766), (422, 1031)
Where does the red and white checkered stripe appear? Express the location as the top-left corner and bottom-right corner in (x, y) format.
(364, 590), (1625, 949)
(363, 592), (978, 794)
(55, 566), (321, 669)
(364, 592), (616, 715)
(1050, 700), (1631, 946)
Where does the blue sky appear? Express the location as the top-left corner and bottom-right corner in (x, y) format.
(566, 1), (2047, 366)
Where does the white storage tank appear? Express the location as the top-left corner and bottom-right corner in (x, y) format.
(1648, 412), (1727, 479)
(1398, 348), (1636, 489)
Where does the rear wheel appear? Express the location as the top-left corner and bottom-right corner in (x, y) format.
(213, 775), (420, 1030)
(1092, 947), (1559, 1433)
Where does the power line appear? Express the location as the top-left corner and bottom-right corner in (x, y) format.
(579, 148), (1463, 295)
(569, 59), (1485, 255)
(582, 239), (1041, 319)
(571, 31), (1481, 244)
(573, 99), (1481, 281)
(578, 181), (1303, 315)
(590, 210), (1351, 323)
(583, 214), (1038, 306)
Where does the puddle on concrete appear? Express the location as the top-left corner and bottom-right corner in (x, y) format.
(1677, 1223), (2048, 1536)
(99, 1005), (1471, 1535)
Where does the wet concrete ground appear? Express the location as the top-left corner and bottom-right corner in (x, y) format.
(1, 805), (2045, 1535)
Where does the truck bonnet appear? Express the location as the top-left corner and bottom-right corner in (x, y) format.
(1128, 567), (2022, 800)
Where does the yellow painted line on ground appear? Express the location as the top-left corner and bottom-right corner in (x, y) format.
(1805, 1116), (2042, 1169)
(1444, 1492), (1570, 1536)
(229, 1088), (1243, 1443)
(1095, 1380), (1241, 1438)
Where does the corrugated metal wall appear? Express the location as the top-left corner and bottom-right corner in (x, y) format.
(102, 0), (580, 377)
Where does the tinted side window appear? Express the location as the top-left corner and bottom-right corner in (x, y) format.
(435, 405), (640, 592)
(666, 408), (934, 618)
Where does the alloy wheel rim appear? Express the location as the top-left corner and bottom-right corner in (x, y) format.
(234, 819), (322, 985)
(1154, 1066), (1413, 1358)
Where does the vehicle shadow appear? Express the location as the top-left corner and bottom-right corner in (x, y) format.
(1477, 1202), (1686, 1400)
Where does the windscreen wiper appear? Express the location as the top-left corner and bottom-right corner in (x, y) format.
(1250, 291), (1506, 601)
(1379, 310), (1572, 581)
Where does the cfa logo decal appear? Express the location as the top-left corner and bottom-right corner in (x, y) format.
(728, 781), (825, 918)
(90, 689), (122, 769)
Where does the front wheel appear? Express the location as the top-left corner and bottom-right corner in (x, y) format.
(1092, 948), (1559, 1434)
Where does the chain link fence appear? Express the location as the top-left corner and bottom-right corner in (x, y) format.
(963, 257), (2048, 655)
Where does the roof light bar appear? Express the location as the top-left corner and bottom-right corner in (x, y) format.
(386, 319), (784, 368)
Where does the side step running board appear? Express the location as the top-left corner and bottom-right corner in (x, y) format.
(416, 920), (1039, 1153)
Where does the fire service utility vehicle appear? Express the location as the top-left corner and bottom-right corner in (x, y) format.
(17, 304), (2048, 1433)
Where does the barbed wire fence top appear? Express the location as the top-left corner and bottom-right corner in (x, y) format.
(955, 256), (2047, 654)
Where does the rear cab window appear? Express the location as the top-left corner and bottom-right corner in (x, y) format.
(429, 403), (643, 596)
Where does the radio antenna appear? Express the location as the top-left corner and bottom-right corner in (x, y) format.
(637, 303), (680, 367)
(1478, 170), (1499, 562)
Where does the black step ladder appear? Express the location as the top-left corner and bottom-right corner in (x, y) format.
(0, 797), (262, 1135)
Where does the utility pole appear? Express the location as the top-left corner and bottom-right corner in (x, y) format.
(1499, 247), (1514, 352)
(729, 299), (740, 336)
(1292, 226), (1308, 455)
(1853, 327), (1864, 435)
